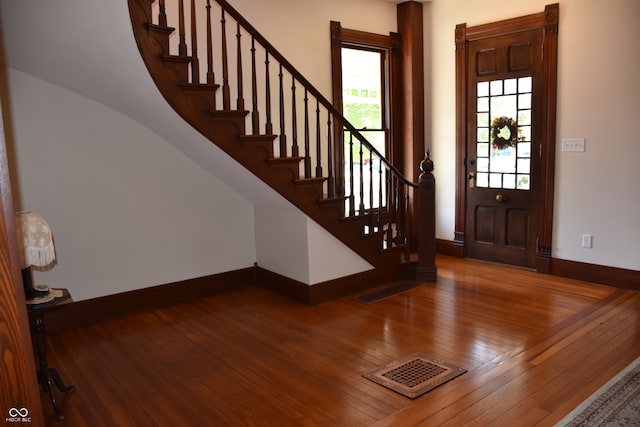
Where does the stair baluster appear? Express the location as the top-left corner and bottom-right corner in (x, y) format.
(278, 64), (286, 157)
(314, 101), (322, 178)
(190, 0), (199, 83)
(291, 78), (299, 157)
(205, 0), (215, 89)
(264, 52), (272, 134)
(235, 23), (245, 111)
(303, 89), (311, 178)
(250, 37), (259, 133)
(326, 115), (334, 198)
(348, 133), (355, 217)
(158, 0), (167, 27)
(178, 0), (187, 57)
(220, 9), (230, 109)
(358, 140), (364, 213)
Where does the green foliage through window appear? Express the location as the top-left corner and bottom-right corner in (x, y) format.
(343, 103), (381, 130)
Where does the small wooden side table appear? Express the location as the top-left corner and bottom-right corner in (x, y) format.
(27, 288), (75, 420)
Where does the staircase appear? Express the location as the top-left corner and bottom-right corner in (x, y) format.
(128, 0), (436, 287)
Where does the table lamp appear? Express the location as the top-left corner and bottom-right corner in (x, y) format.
(15, 211), (57, 302)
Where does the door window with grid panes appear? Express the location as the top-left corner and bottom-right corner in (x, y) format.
(475, 77), (532, 190)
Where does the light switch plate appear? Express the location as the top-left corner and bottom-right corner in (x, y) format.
(562, 138), (585, 152)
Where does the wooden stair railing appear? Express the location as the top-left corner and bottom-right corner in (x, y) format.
(128, 0), (437, 282)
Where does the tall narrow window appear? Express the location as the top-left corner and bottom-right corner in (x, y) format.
(341, 48), (386, 159)
(341, 47), (388, 210)
(330, 21), (397, 214)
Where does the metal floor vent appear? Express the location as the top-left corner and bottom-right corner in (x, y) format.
(363, 353), (466, 399)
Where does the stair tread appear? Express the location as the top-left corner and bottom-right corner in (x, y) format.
(162, 54), (193, 63)
(146, 23), (175, 34)
(269, 156), (305, 164)
(342, 212), (390, 222)
(241, 134), (277, 141)
(318, 195), (348, 204)
(295, 177), (327, 184)
(209, 109), (249, 115)
(181, 82), (220, 91)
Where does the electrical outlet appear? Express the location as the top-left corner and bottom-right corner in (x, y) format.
(562, 138), (586, 152)
(582, 234), (593, 248)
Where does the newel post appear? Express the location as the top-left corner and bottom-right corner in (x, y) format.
(416, 152), (437, 282)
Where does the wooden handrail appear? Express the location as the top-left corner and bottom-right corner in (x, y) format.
(214, 0), (414, 187)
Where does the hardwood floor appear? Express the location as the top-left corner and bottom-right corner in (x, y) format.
(41, 256), (640, 426)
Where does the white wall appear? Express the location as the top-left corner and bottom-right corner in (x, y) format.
(306, 218), (373, 284)
(254, 204), (372, 284)
(8, 70), (256, 301)
(428, 0), (640, 270)
(227, 0), (398, 97)
(255, 205), (310, 283)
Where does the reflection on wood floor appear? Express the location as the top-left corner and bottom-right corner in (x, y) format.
(43, 256), (640, 426)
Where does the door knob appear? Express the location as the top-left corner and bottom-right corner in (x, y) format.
(496, 193), (507, 203)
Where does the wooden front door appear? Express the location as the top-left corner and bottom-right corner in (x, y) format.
(465, 28), (543, 267)
(455, 5), (559, 271)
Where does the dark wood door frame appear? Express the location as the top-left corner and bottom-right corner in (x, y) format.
(454, 4), (559, 273)
(0, 35), (45, 424)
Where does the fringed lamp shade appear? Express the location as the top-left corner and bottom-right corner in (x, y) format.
(15, 211), (56, 270)
(15, 211), (60, 302)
